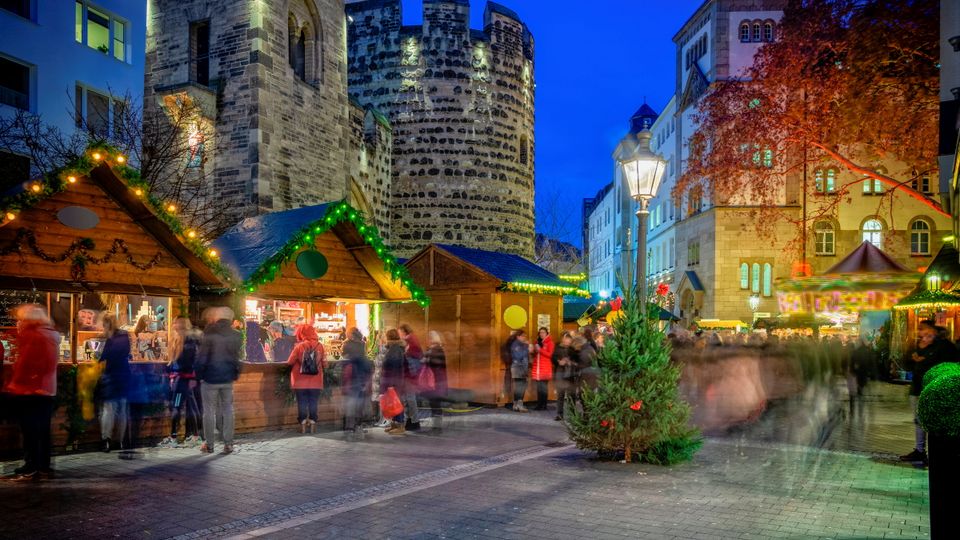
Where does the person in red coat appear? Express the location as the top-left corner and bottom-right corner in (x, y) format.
(287, 324), (326, 433)
(4, 305), (59, 481)
(532, 327), (555, 411)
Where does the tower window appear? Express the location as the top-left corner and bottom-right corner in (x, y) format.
(190, 21), (210, 86)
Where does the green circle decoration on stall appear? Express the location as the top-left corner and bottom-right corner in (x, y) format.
(503, 305), (528, 330)
(296, 250), (328, 279)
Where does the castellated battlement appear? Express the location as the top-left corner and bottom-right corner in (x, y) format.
(346, 0), (536, 258)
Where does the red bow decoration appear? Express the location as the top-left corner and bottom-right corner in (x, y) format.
(609, 296), (623, 311)
(630, 400), (643, 411)
(655, 283), (670, 297)
(600, 419), (609, 427)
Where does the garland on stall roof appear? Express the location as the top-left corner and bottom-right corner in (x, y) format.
(0, 143), (234, 283)
(500, 280), (591, 298)
(0, 228), (163, 282)
(240, 200), (430, 307)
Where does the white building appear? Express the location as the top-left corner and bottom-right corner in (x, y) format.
(585, 182), (618, 294)
(645, 97), (678, 295)
(0, 1), (146, 177)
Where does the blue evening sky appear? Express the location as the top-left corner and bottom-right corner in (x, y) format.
(401, 0), (705, 247)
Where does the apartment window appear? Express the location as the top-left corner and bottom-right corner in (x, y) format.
(762, 263), (772, 297)
(863, 178), (883, 195)
(815, 168), (836, 193)
(75, 1), (128, 62)
(687, 239), (700, 266)
(912, 176), (931, 194)
(739, 262), (749, 289)
(190, 21), (211, 86)
(669, 238), (675, 268)
(814, 222), (835, 255)
(1, 0), (30, 19)
(911, 219), (931, 255)
(751, 263), (761, 293)
(862, 219), (883, 247)
(763, 22), (774, 42)
(752, 22), (762, 42)
(75, 84), (125, 139)
(0, 55), (30, 110)
(739, 22), (750, 42)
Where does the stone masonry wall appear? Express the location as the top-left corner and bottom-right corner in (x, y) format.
(348, 101), (393, 239)
(145, 0), (351, 227)
(346, 0), (536, 258)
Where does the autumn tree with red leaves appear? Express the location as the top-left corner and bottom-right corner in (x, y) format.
(678, 0), (943, 256)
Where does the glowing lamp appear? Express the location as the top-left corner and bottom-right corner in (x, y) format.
(92, 152), (102, 161)
(749, 294), (761, 312)
(208, 249), (218, 257)
(166, 204), (177, 213)
(116, 155), (126, 164)
(67, 175), (77, 184)
(134, 188), (143, 196)
(5, 212), (15, 221)
(30, 183), (41, 193)
(927, 274), (942, 292)
(187, 230), (197, 239)
(619, 130), (667, 205)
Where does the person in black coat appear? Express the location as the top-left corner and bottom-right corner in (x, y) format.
(901, 320), (958, 463)
(341, 328), (373, 439)
(551, 332), (575, 421)
(195, 307), (242, 454)
(379, 329), (407, 434)
(98, 313), (130, 453)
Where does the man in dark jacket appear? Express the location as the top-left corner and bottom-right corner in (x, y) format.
(901, 320), (958, 463)
(195, 307), (243, 455)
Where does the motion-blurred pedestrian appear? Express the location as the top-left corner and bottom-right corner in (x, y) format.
(398, 324), (422, 431)
(901, 320), (958, 464)
(3, 305), (58, 481)
(422, 331), (448, 432)
(98, 313), (130, 453)
(381, 329), (408, 434)
(532, 327), (554, 411)
(510, 330), (531, 412)
(160, 317), (202, 448)
(341, 327), (372, 440)
(195, 307), (242, 454)
(552, 332), (575, 421)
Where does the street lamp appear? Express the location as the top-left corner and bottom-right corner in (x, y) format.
(749, 294), (761, 313)
(619, 129), (667, 311)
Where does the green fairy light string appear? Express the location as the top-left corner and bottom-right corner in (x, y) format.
(238, 200), (431, 308)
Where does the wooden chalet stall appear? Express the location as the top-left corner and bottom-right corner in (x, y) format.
(891, 241), (960, 362)
(381, 244), (586, 405)
(0, 155), (224, 452)
(201, 202), (426, 433)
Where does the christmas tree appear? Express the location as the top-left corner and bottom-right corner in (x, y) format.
(565, 286), (701, 464)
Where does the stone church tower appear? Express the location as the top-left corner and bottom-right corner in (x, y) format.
(346, 0), (535, 258)
(145, 0), (391, 238)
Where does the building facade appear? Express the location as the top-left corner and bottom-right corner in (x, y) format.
(144, 0), (391, 238)
(943, 0), (960, 240)
(1, 1), (146, 179)
(346, 0), (535, 258)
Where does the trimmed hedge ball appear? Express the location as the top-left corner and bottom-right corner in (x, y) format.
(918, 372), (960, 437)
(923, 362), (960, 388)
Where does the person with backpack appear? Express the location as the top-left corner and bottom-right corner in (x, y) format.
(341, 328), (372, 440)
(288, 323), (326, 433)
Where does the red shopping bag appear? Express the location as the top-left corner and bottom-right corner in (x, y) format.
(417, 365), (436, 392)
(380, 387), (404, 418)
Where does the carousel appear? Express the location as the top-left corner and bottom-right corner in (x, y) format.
(773, 241), (920, 339)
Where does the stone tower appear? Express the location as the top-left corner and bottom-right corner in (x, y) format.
(144, 0), (354, 228)
(346, 0), (535, 258)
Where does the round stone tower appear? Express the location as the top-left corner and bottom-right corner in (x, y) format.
(346, 0), (535, 258)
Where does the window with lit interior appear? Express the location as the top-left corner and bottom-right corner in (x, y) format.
(911, 219), (930, 255)
(75, 1), (127, 62)
(862, 219), (882, 247)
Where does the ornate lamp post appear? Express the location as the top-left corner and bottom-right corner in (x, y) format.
(619, 130), (667, 312)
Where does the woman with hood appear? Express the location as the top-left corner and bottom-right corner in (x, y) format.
(287, 324), (326, 433)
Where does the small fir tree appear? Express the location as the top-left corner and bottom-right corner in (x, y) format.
(565, 287), (701, 464)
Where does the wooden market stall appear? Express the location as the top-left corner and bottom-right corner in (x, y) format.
(891, 241), (960, 361)
(0, 154), (225, 453)
(381, 244), (587, 405)
(202, 201), (425, 433)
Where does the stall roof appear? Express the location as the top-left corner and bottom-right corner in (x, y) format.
(824, 241), (909, 274)
(434, 244), (570, 289)
(212, 202), (422, 301)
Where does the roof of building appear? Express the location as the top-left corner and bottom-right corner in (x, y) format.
(434, 244), (569, 288)
(823, 241), (909, 275)
(486, 1), (520, 21)
(684, 270), (705, 291)
(629, 103), (660, 133)
(213, 204), (333, 282)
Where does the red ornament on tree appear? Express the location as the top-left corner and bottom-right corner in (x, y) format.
(656, 283), (669, 297)
(630, 400), (644, 411)
(600, 419), (609, 427)
(609, 296), (623, 311)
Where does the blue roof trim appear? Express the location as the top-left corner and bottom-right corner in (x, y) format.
(434, 244), (569, 288)
(685, 270), (705, 292)
(212, 203), (333, 282)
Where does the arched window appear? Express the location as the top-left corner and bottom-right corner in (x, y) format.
(752, 22), (762, 42)
(911, 219), (931, 255)
(751, 262), (760, 293)
(863, 219), (883, 247)
(288, 16), (306, 81)
(519, 135), (528, 165)
(815, 222), (835, 255)
(740, 22), (750, 42)
(762, 263), (772, 297)
(740, 262), (749, 289)
(287, 2), (323, 85)
(763, 22), (774, 42)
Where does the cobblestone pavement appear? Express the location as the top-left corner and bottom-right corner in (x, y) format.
(0, 381), (928, 540)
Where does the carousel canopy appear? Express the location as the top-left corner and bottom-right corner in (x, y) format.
(777, 241), (918, 293)
(823, 241), (909, 274)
